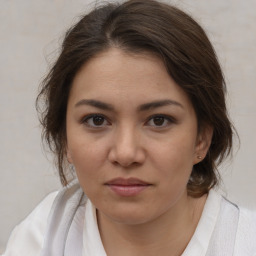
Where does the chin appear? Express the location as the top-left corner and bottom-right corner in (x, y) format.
(98, 204), (162, 226)
(109, 214), (154, 226)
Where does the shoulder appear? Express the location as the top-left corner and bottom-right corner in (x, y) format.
(2, 191), (58, 256)
(234, 206), (256, 255)
(3, 181), (86, 256)
(220, 195), (256, 255)
(205, 191), (256, 256)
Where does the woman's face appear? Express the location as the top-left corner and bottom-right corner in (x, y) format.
(66, 48), (211, 225)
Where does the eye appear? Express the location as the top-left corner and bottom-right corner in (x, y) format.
(146, 115), (174, 127)
(82, 114), (110, 128)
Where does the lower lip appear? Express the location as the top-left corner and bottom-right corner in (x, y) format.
(107, 184), (149, 197)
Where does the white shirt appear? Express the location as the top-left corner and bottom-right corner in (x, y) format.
(2, 188), (256, 256)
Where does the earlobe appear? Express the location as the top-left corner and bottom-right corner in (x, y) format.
(194, 125), (213, 164)
(66, 148), (73, 164)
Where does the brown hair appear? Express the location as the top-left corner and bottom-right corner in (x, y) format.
(37, 0), (234, 197)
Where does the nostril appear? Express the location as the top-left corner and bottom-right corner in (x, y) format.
(109, 151), (145, 168)
(107, 133), (146, 167)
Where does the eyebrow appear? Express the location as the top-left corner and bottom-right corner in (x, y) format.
(74, 99), (183, 111)
(75, 99), (114, 111)
(138, 99), (184, 111)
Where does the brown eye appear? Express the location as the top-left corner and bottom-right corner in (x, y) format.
(146, 115), (174, 128)
(152, 116), (165, 126)
(83, 114), (109, 128)
(92, 116), (105, 126)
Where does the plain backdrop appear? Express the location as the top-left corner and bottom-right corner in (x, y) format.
(0, 0), (256, 252)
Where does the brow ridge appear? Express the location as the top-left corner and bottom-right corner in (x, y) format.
(75, 99), (183, 112)
(75, 99), (114, 111)
(138, 99), (183, 111)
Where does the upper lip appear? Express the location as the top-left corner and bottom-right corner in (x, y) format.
(105, 177), (151, 186)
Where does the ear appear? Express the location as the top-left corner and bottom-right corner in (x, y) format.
(193, 125), (213, 164)
(66, 146), (73, 164)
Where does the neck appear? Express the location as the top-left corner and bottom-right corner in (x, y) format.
(97, 193), (207, 256)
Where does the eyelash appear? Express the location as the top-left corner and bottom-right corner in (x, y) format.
(81, 114), (176, 128)
(81, 114), (110, 128)
(145, 114), (176, 128)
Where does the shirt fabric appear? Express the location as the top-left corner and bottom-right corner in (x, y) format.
(2, 183), (256, 256)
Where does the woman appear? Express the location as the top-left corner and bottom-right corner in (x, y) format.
(3, 0), (256, 255)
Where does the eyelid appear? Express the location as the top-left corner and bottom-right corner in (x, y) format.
(80, 113), (176, 128)
(145, 114), (176, 127)
(81, 113), (111, 128)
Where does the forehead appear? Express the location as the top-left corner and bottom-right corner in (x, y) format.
(69, 48), (193, 110)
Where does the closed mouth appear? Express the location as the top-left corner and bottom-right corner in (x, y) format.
(105, 177), (152, 196)
(105, 177), (151, 186)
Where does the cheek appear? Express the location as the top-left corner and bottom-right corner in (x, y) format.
(67, 136), (106, 179)
(71, 146), (104, 171)
(68, 127), (109, 163)
(151, 141), (195, 200)
(70, 144), (104, 198)
(148, 135), (197, 192)
(150, 135), (196, 173)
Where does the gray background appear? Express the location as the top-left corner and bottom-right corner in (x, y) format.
(0, 0), (256, 252)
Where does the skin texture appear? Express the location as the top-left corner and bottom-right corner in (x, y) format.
(66, 48), (212, 255)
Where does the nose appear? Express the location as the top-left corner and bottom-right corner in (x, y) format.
(108, 126), (146, 167)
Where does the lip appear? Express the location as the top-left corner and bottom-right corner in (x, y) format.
(105, 178), (151, 197)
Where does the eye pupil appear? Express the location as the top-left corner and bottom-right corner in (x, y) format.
(93, 116), (104, 125)
(153, 117), (165, 126)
